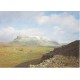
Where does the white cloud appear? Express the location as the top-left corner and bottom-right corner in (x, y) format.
(36, 13), (78, 29)
(18, 28), (44, 37)
(0, 27), (17, 42)
(0, 12), (79, 43)
(36, 12), (79, 42)
(36, 13), (79, 35)
(52, 26), (65, 35)
(52, 26), (79, 43)
(36, 15), (49, 24)
(0, 27), (16, 35)
(0, 27), (45, 42)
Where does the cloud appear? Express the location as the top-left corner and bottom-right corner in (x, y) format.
(36, 13), (79, 34)
(36, 12), (78, 28)
(52, 26), (65, 35)
(36, 15), (49, 24)
(52, 26), (79, 43)
(0, 12), (79, 43)
(18, 28), (44, 37)
(36, 12), (79, 42)
(0, 27), (45, 42)
(0, 27), (17, 42)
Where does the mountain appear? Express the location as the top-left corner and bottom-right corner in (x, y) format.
(11, 36), (60, 47)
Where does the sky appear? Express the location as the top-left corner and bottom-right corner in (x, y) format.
(0, 11), (79, 43)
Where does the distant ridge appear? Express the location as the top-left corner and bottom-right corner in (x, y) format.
(11, 36), (60, 47)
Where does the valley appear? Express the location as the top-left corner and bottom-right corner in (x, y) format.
(0, 44), (53, 67)
(0, 36), (79, 68)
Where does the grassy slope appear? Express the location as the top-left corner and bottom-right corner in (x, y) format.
(0, 44), (53, 67)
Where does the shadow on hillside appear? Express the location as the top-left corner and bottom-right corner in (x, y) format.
(15, 58), (42, 67)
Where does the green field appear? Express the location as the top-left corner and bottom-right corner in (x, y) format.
(0, 44), (53, 67)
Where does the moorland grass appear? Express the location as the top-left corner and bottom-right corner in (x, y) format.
(0, 45), (53, 67)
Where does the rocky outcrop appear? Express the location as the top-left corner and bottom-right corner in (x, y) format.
(42, 40), (79, 60)
(30, 55), (79, 68)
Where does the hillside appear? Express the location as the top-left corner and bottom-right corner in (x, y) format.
(11, 36), (60, 47)
(30, 40), (79, 67)
(42, 40), (79, 60)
